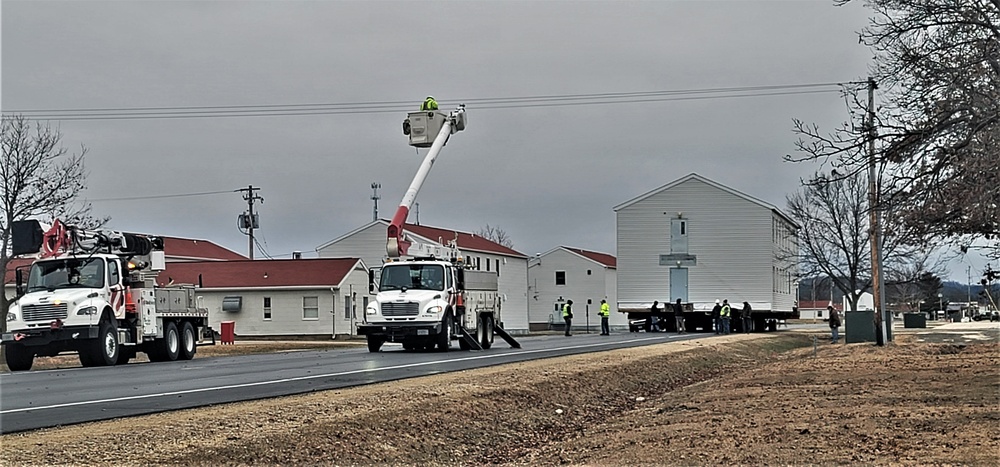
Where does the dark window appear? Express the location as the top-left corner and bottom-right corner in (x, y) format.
(263, 297), (271, 320)
(587, 269), (592, 275)
(556, 271), (566, 285)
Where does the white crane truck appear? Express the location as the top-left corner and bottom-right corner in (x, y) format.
(358, 105), (520, 352)
(2, 220), (214, 371)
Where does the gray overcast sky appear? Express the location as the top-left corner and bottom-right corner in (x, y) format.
(2, 0), (988, 282)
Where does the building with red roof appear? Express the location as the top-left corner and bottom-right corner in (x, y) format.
(159, 258), (368, 338)
(316, 220), (530, 334)
(527, 246), (618, 332)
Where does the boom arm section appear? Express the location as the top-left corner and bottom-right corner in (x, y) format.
(387, 105), (467, 258)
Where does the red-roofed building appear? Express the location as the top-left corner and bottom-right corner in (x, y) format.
(159, 258), (369, 338)
(316, 220), (530, 334)
(527, 246), (618, 332)
(798, 300), (842, 320)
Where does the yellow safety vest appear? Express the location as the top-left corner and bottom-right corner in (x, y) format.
(600, 303), (610, 317)
(421, 98), (438, 111)
(563, 304), (572, 318)
(721, 305), (731, 317)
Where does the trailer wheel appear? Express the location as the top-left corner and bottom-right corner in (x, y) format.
(436, 313), (453, 351)
(5, 344), (35, 371)
(178, 321), (197, 361)
(367, 336), (383, 353)
(478, 315), (494, 349)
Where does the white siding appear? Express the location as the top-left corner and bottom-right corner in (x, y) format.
(527, 249), (620, 330)
(317, 223), (529, 333)
(617, 177), (790, 311)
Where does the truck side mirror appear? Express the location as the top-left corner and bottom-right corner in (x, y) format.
(368, 269), (376, 294)
(15, 269), (25, 297)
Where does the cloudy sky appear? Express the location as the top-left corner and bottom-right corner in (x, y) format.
(2, 1), (987, 281)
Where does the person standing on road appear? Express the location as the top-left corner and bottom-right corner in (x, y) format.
(720, 300), (732, 335)
(673, 298), (685, 334)
(828, 305), (841, 344)
(712, 300), (722, 334)
(563, 300), (574, 336)
(648, 300), (661, 332)
(741, 301), (753, 333)
(599, 299), (611, 335)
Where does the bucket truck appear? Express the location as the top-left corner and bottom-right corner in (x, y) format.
(357, 105), (519, 352)
(2, 220), (214, 371)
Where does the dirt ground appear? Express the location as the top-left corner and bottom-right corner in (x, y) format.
(2, 329), (998, 466)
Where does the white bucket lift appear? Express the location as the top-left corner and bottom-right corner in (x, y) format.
(402, 107), (466, 148)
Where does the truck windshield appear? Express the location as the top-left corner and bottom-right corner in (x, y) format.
(379, 264), (445, 291)
(27, 257), (106, 291)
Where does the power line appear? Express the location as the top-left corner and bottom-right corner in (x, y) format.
(89, 189), (237, 202)
(3, 82), (854, 121)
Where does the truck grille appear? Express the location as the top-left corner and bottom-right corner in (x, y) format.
(382, 302), (420, 317)
(22, 303), (69, 322)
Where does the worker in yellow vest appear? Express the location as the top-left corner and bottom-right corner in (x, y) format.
(720, 299), (732, 335)
(562, 300), (574, 336)
(599, 299), (611, 335)
(420, 96), (438, 111)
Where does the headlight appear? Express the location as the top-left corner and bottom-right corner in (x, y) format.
(77, 306), (99, 316)
(6, 312), (15, 322)
(426, 305), (443, 314)
(366, 305), (377, 315)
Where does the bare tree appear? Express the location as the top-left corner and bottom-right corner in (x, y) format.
(791, 1), (999, 258)
(1, 115), (103, 356)
(477, 224), (514, 249)
(787, 171), (930, 311)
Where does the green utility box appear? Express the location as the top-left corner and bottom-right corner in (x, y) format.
(903, 312), (927, 328)
(846, 311), (876, 343)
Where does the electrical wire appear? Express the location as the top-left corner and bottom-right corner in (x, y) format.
(3, 82), (856, 121)
(89, 189), (238, 202)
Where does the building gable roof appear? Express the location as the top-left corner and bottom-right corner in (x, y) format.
(317, 220), (527, 258)
(613, 172), (799, 229)
(156, 258), (363, 289)
(560, 246), (617, 268)
(162, 236), (247, 261)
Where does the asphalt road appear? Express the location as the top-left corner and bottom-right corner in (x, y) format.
(1, 330), (718, 433)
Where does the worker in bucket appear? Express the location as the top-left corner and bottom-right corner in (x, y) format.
(420, 95), (438, 111)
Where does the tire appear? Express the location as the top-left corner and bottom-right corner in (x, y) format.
(116, 349), (134, 365)
(178, 321), (197, 361)
(367, 336), (383, 353)
(402, 342), (415, 351)
(478, 315), (494, 349)
(436, 313), (452, 351)
(81, 318), (120, 367)
(149, 321), (181, 362)
(5, 344), (35, 371)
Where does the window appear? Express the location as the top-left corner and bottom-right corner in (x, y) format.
(302, 296), (319, 320)
(587, 269), (592, 276)
(476, 257), (481, 270)
(486, 259), (490, 271)
(555, 271), (566, 285)
(495, 259), (500, 276)
(344, 294), (352, 319)
(108, 260), (120, 286)
(263, 297), (272, 320)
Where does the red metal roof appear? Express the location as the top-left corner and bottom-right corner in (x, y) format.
(404, 222), (525, 257)
(162, 236), (247, 261)
(156, 258), (360, 288)
(799, 300), (842, 311)
(564, 247), (616, 268)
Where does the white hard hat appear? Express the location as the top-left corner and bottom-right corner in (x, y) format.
(715, 299), (720, 304)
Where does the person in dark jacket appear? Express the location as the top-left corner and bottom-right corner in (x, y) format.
(673, 299), (685, 334)
(711, 300), (722, 334)
(563, 300), (574, 336)
(648, 301), (661, 332)
(741, 301), (753, 333)
(828, 305), (841, 343)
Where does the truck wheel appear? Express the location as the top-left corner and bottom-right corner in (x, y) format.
(367, 336), (383, 353)
(81, 318), (120, 367)
(178, 321), (197, 361)
(436, 313), (452, 351)
(478, 315), (494, 349)
(149, 321), (181, 362)
(5, 344), (35, 371)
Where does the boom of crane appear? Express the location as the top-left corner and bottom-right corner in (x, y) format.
(11, 219), (165, 271)
(387, 105), (467, 259)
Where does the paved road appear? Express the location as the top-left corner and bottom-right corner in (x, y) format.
(0, 331), (713, 433)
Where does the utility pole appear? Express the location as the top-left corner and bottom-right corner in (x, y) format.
(866, 77), (889, 346)
(371, 182), (381, 222)
(238, 185), (264, 260)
